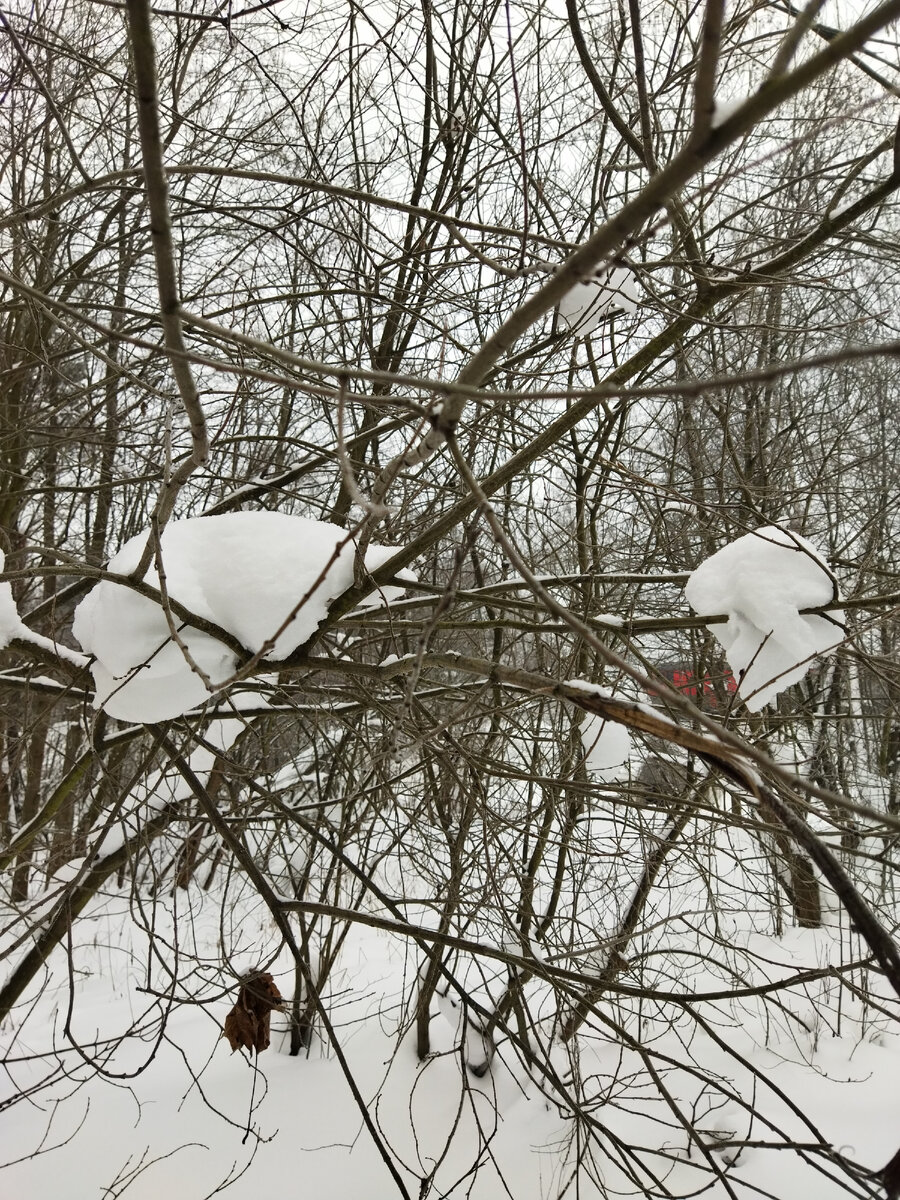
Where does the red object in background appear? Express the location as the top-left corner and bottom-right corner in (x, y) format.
(653, 661), (737, 707)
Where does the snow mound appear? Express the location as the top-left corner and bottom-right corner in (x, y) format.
(685, 526), (844, 712)
(73, 512), (410, 722)
(580, 713), (632, 779)
(558, 263), (640, 335)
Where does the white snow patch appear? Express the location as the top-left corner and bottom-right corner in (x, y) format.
(580, 713), (632, 779)
(564, 678), (612, 697)
(0, 553), (88, 667)
(558, 264), (640, 335)
(0, 549), (24, 646)
(711, 94), (747, 128)
(16, 631), (88, 668)
(592, 612), (625, 627)
(73, 512), (410, 722)
(685, 526), (844, 712)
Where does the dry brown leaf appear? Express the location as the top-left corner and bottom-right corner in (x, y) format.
(223, 972), (285, 1054)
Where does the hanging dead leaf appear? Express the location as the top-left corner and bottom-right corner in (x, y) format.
(222, 972), (285, 1054)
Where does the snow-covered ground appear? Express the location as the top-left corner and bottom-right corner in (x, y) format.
(3, 812), (898, 1200)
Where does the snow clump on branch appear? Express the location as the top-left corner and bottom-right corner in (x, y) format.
(558, 264), (640, 335)
(0, 549), (24, 648)
(73, 511), (411, 723)
(684, 525), (844, 712)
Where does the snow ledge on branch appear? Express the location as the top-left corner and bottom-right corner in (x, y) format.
(1, 550), (88, 669)
(73, 512), (413, 723)
(684, 525), (844, 712)
(558, 264), (640, 335)
(0, 548), (25, 648)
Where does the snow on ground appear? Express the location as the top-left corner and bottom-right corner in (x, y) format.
(3, 809), (900, 1200)
(72, 513), (411, 722)
(685, 526), (844, 711)
(0, 889), (571, 1200)
(580, 712), (633, 778)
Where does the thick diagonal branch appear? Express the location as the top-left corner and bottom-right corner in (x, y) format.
(125, 0), (207, 577)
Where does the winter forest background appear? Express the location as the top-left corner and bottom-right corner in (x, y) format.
(4, 1), (900, 1197)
